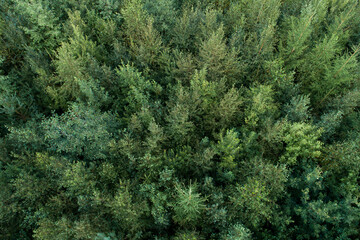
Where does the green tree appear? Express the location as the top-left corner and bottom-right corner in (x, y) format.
(1, 1), (360, 239)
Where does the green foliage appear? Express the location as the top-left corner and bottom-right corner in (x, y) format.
(245, 85), (278, 129)
(114, 63), (161, 117)
(0, 62), (17, 131)
(198, 25), (241, 84)
(109, 182), (144, 235)
(225, 0), (282, 82)
(222, 224), (252, 240)
(121, 0), (165, 69)
(34, 217), (75, 240)
(1, 0), (360, 239)
(95, 232), (119, 240)
(280, 122), (323, 165)
(0, 57), (39, 135)
(173, 183), (206, 227)
(144, 0), (177, 44)
(41, 103), (118, 160)
(285, 162), (360, 239)
(13, 0), (62, 50)
(52, 24), (98, 104)
(166, 68), (242, 142)
(230, 158), (289, 233)
(171, 6), (202, 52)
(280, 0), (327, 70)
(215, 129), (241, 170)
(173, 230), (202, 240)
(231, 178), (273, 228)
(284, 95), (311, 122)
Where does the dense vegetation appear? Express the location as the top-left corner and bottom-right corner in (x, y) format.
(1, 0), (360, 239)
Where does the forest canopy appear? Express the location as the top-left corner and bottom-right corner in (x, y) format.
(1, 0), (360, 239)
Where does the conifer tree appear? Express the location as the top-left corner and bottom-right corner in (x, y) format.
(1, 1), (360, 239)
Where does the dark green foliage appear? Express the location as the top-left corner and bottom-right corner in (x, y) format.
(222, 224), (252, 240)
(1, 0), (360, 239)
(41, 103), (118, 160)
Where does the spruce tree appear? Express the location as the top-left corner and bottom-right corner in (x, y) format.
(1, 0), (360, 239)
